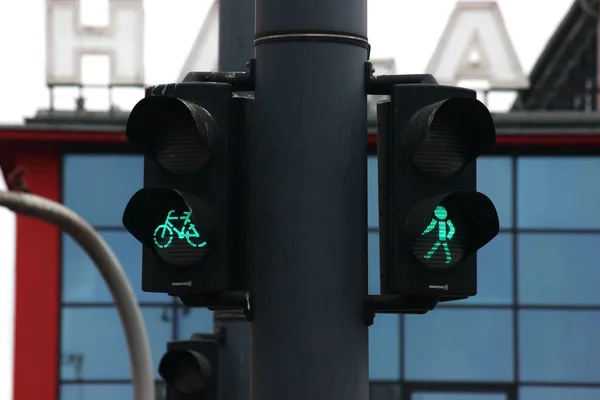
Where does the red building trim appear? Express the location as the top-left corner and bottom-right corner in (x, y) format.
(2, 128), (600, 148)
(12, 144), (61, 400)
(365, 132), (600, 149)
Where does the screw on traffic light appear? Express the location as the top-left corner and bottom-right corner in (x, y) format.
(377, 83), (500, 300)
(159, 334), (218, 400)
(122, 82), (249, 299)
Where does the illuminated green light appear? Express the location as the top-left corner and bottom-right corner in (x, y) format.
(421, 206), (455, 264)
(153, 210), (207, 249)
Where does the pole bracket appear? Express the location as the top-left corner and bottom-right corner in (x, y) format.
(365, 62), (438, 95)
(364, 294), (439, 325)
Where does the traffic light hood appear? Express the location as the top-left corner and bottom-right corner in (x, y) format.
(406, 191), (499, 255)
(158, 348), (212, 394)
(126, 95), (218, 174)
(404, 97), (496, 178)
(122, 187), (215, 253)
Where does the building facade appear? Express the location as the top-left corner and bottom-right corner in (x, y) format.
(2, 114), (600, 400)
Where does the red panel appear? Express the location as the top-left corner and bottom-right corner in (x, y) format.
(0, 128), (127, 144)
(366, 132), (600, 150)
(12, 145), (61, 400)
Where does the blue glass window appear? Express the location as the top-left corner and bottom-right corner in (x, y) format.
(61, 231), (170, 304)
(477, 157), (512, 228)
(60, 307), (171, 379)
(177, 307), (214, 340)
(517, 157), (600, 229)
(63, 154), (143, 227)
(368, 232), (380, 294)
(460, 233), (512, 305)
(519, 386), (600, 400)
(518, 234), (600, 306)
(369, 314), (400, 380)
(519, 310), (600, 383)
(368, 156), (379, 228)
(405, 309), (513, 382)
(60, 384), (133, 400)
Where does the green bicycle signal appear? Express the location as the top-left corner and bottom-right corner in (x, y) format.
(153, 210), (207, 249)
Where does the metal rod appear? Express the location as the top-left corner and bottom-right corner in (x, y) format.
(249, 0), (370, 398)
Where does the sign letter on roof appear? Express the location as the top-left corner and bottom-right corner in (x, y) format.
(46, 0), (144, 85)
(425, 1), (528, 89)
(178, 0), (219, 81)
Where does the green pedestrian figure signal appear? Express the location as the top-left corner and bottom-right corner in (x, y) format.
(422, 206), (455, 264)
(153, 210), (207, 249)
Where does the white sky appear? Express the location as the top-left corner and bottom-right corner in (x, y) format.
(0, 0), (574, 124)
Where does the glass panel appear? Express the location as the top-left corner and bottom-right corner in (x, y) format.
(519, 310), (600, 383)
(411, 393), (506, 400)
(370, 382), (401, 400)
(177, 307), (214, 339)
(369, 314), (400, 380)
(60, 384), (133, 400)
(368, 232), (380, 294)
(60, 307), (172, 379)
(368, 156), (379, 228)
(461, 233), (512, 305)
(63, 154), (143, 227)
(61, 231), (171, 304)
(477, 157), (512, 228)
(517, 157), (600, 229)
(518, 233), (600, 306)
(519, 386), (600, 400)
(405, 309), (513, 382)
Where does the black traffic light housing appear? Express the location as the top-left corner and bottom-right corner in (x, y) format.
(378, 84), (499, 299)
(159, 334), (218, 400)
(122, 82), (248, 296)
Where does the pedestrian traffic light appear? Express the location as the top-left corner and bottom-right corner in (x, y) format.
(122, 82), (247, 296)
(159, 334), (218, 400)
(377, 83), (499, 299)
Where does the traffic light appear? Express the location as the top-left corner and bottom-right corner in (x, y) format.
(377, 84), (499, 299)
(159, 334), (218, 400)
(122, 82), (247, 295)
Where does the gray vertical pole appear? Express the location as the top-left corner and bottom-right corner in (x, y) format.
(215, 0), (254, 400)
(248, 0), (369, 399)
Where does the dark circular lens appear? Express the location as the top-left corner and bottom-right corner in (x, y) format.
(411, 117), (469, 179)
(152, 103), (216, 175)
(411, 205), (467, 269)
(152, 206), (209, 266)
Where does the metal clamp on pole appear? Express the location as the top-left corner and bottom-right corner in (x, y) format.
(365, 62), (438, 95)
(365, 294), (439, 325)
(182, 59), (256, 92)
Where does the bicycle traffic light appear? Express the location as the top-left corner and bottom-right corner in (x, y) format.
(159, 334), (218, 400)
(377, 84), (499, 299)
(122, 82), (248, 295)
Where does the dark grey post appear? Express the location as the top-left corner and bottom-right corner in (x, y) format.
(248, 0), (370, 399)
(215, 1), (254, 400)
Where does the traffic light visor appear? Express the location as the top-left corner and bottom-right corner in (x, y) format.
(158, 349), (212, 394)
(122, 187), (214, 266)
(126, 96), (218, 174)
(406, 97), (496, 179)
(407, 191), (499, 270)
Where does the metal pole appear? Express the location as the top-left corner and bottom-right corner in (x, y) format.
(248, 0), (369, 398)
(0, 191), (154, 400)
(216, 1), (254, 400)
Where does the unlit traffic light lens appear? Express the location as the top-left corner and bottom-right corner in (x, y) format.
(411, 119), (469, 179)
(411, 205), (466, 269)
(408, 97), (496, 180)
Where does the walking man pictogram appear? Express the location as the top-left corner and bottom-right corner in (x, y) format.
(421, 206), (455, 264)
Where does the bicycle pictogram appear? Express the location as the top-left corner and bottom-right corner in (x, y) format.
(153, 209), (207, 249)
